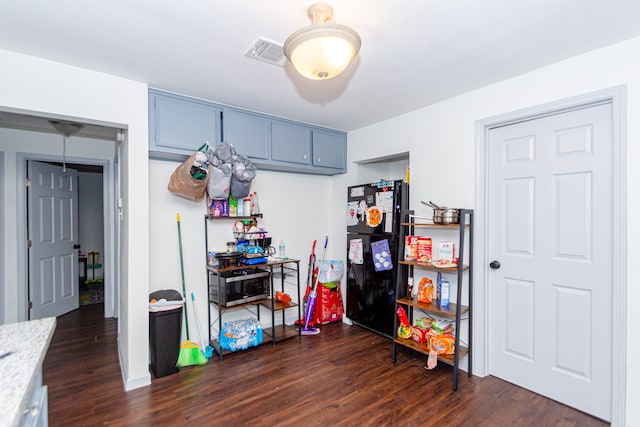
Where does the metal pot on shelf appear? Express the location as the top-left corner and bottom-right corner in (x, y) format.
(214, 251), (243, 268)
(421, 201), (460, 224)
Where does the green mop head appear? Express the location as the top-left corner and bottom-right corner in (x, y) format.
(177, 339), (208, 367)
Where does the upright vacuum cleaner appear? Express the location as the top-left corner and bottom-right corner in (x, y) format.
(301, 236), (328, 336)
(298, 240), (316, 326)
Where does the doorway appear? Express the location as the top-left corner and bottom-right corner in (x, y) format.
(27, 161), (106, 313)
(21, 154), (115, 320)
(476, 87), (627, 423)
(0, 112), (120, 322)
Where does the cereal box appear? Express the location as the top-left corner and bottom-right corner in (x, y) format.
(417, 237), (432, 263)
(404, 236), (418, 261)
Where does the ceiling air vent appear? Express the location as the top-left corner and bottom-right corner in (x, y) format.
(245, 37), (286, 67)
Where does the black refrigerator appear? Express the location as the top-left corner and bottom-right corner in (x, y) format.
(346, 180), (409, 338)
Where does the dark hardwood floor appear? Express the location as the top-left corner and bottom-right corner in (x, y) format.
(43, 304), (608, 426)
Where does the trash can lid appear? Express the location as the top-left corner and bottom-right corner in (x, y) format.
(149, 289), (183, 303)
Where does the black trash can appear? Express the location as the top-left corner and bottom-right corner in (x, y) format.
(149, 290), (184, 378)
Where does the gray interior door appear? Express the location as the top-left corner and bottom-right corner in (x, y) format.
(28, 160), (79, 319)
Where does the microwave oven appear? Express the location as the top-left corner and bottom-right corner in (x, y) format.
(210, 268), (270, 307)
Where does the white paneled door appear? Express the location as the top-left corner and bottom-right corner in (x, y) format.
(487, 103), (612, 421)
(28, 160), (80, 319)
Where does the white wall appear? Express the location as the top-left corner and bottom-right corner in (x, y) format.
(148, 160), (335, 333)
(0, 49), (151, 391)
(344, 37), (640, 426)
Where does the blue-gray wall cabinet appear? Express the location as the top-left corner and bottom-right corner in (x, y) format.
(312, 129), (346, 170)
(221, 109), (270, 160)
(149, 90), (221, 159)
(271, 121), (312, 165)
(149, 90), (347, 174)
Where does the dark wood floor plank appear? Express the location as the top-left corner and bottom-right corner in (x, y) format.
(43, 304), (608, 426)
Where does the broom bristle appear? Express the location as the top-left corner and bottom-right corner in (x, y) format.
(177, 340), (208, 367)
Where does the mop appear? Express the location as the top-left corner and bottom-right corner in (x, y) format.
(176, 213), (208, 367)
(301, 236), (328, 335)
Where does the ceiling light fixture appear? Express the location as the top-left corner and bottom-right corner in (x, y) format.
(283, 3), (361, 80)
(49, 120), (84, 172)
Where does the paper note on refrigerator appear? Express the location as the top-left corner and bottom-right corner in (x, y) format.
(375, 191), (394, 213)
(376, 191), (394, 232)
(348, 238), (364, 264)
(347, 201), (359, 226)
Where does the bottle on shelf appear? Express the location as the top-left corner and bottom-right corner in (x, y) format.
(229, 196), (237, 217)
(250, 192), (260, 215)
(236, 197), (244, 216)
(243, 197), (251, 217)
(278, 240), (286, 259)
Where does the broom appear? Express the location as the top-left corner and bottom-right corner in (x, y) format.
(176, 213), (208, 367)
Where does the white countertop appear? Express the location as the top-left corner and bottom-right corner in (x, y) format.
(0, 317), (56, 427)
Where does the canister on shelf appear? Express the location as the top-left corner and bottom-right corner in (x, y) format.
(237, 198), (244, 216)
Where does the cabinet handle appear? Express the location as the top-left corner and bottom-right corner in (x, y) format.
(317, 158), (321, 162)
(303, 154), (307, 159)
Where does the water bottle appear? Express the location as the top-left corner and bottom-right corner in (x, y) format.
(278, 240), (285, 259)
(250, 192), (260, 215)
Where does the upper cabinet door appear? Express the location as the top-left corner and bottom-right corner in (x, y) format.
(271, 120), (312, 165)
(149, 91), (221, 154)
(312, 129), (347, 170)
(222, 109), (270, 160)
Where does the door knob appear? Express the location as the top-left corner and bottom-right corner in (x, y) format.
(489, 260), (501, 270)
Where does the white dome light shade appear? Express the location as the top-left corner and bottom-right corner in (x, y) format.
(283, 4), (361, 80)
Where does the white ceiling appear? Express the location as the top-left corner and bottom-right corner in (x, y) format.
(1, 0), (640, 132)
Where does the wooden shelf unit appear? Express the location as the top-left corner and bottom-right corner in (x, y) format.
(392, 209), (474, 391)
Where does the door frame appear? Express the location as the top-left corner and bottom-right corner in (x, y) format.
(474, 86), (627, 424)
(16, 152), (117, 320)
(0, 152), (4, 323)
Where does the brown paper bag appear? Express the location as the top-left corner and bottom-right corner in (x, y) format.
(167, 153), (209, 201)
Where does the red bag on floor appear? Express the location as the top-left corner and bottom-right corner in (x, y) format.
(314, 282), (344, 325)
